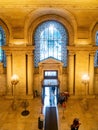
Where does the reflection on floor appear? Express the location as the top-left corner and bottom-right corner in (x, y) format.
(44, 87), (58, 130)
(44, 107), (58, 130)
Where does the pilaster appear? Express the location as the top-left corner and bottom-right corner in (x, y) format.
(26, 52), (34, 98)
(68, 51), (75, 95)
(6, 52), (12, 95)
(89, 52), (95, 95)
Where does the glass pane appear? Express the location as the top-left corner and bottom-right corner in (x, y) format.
(44, 70), (57, 78)
(34, 20), (68, 67)
(96, 31), (98, 45)
(95, 31), (98, 66)
(0, 26), (6, 67)
(0, 48), (2, 61)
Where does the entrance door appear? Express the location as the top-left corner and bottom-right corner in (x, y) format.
(42, 70), (59, 106)
(44, 86), (58, 106)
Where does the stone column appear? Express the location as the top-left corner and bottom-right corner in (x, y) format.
(6, 52), (12, 95)
(27, 52), (33, 98)
(89, 52), (95, 95)
(68, 51), (75, 95)
(32, 53), (34, 96)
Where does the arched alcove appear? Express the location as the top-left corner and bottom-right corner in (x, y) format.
(25, 8), (76, 45)
(90, 22), (98, 44)
(0, 17), (12, 45)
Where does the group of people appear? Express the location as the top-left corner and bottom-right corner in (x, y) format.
(58, 92), (81, 130)
(58, 91), (69, 105)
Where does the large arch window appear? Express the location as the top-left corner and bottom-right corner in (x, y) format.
(34, 20), (68, 67)
(0, 26), (6, 67)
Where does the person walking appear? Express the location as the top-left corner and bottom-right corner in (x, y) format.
(71, 118), (81, 130)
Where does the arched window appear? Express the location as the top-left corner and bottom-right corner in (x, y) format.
(34, 20), (68, 67)
(94, 31), (98, 67)
(0, 26), (6, 67)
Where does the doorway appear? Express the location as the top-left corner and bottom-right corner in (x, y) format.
(44, 86), (58, 106)
(42, 70), (59, 106)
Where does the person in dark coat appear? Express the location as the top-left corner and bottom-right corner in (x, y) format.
(71, 118), (81, 130)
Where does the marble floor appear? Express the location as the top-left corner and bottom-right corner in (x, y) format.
(0, 96), (98, 130)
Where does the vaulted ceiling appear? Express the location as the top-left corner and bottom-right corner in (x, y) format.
(0, 0), (98, 39)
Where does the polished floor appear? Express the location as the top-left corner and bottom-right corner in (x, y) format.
(0, 95), (98, 130)
(44, 87), (58, 130)
(45, 107), (58, 130)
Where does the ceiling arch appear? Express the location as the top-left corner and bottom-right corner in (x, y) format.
(24, 7), (77, 45)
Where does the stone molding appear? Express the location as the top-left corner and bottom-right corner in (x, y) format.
(2, 45), (35, 52)
(38, 58), (63, 74)
(67, 45), (98, 51)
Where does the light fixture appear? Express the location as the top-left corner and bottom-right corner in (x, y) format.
(82, 74), (89, 85)
(82, 74), (89, 96)
(11, 74), (19, 86)
(11, 74), (19, 110)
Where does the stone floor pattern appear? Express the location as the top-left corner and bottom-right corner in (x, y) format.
(0, 96), (98, 130)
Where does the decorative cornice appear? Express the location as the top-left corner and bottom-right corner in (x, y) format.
(67, 45), (98, 51)
(38, 57), (63, 66)
(2, 45), (35, 52)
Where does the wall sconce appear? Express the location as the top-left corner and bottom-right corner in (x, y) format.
(11, 74), (19, 86)
(11, 74), (19, 110)
(82, 74), (89, 96)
